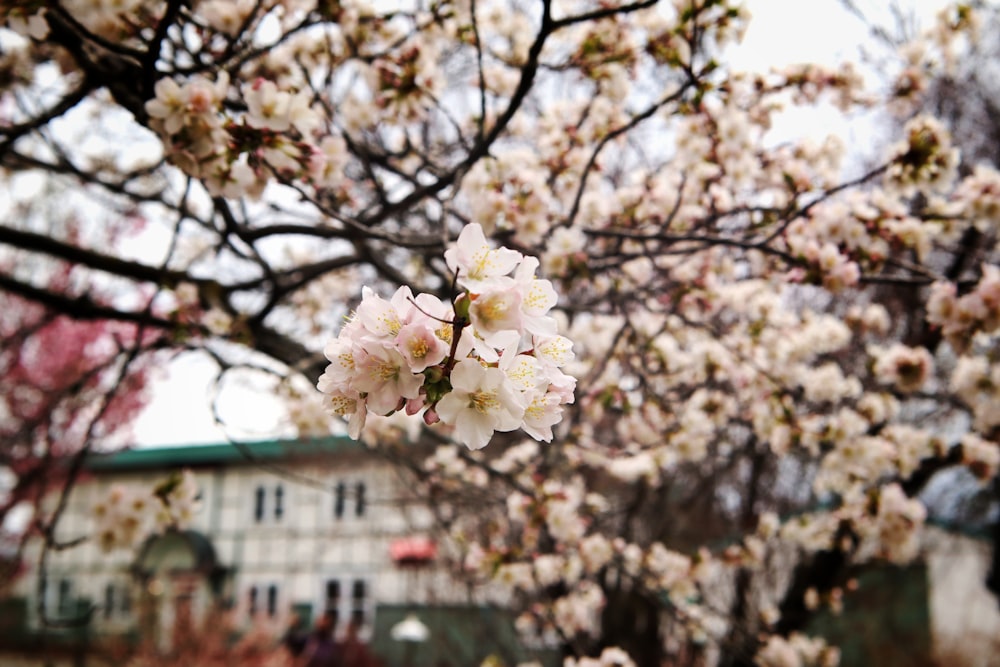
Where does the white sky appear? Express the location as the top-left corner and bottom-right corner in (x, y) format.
(129, 0), (951, 447)
(738, 0), (868, 68)
(131, 354), (230, 446)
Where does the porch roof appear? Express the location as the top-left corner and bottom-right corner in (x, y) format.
(86, 437), (359, 472)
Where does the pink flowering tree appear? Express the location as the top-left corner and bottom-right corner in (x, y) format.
(0, 175), (160, 608)
(0, 287), (156, 596)
(1, 0), (999, 663)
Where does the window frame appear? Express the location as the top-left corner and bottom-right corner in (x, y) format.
(320, 574), (373, 638)
(248, 584), (259, 617)
(247, 581), (282, 619)
(355, 481), (366, 518)
(102, 581), (131, 621)
(334, 481), (346, 519)
(332, 478), (368, 520)
(274, 484), (285, 521)
(251, 481), (288, 525)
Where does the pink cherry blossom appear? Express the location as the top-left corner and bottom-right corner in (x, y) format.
(395, 322), (448, 372)
(351, 344), (423, 415)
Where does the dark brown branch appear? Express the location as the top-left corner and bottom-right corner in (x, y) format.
(0, 274), (173, 330)
(142, 0), (186, 96)
(240, 220), (441, 247)
(0, 225), (194, 288)
(246, 254), (363, 324)
(44, 9), (149, 120)
(551, 0), (661, 29)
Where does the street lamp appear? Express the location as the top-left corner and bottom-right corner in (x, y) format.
(391, 613), (429, 667)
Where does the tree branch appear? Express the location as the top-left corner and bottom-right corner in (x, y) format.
(0, 225), (194, 288)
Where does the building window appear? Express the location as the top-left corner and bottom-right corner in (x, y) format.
(103, 583), (114, 620)
(254, 486), (266, 523)
(103, 582), (131, 621)
(333, 479), (366, 519)
(39, 575), (49, 620)
(121, 585), (131, 615)
(324, 579), (340, 617)
(41, 576), (76, 619)
(267, 584), (279, 617)
(57, 578), (72, 616)
(253, 484), (288, 524)
(355, 482), (366, 517)
(322, 577), (370, 632)
(350, 580), (366, 627)
(248, 583), (281, 618)
(274, 485), (284, 521)
(334, 482), (346, 519)
(248, 585), (259, 616)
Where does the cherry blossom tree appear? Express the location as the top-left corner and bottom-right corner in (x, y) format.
(0, 272), (156, 598)
(1, 0), (998, 664)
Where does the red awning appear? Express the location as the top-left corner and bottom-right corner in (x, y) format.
(390, 537), (437, 565)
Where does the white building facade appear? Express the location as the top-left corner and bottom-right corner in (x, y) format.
(12, 437), (468, 649)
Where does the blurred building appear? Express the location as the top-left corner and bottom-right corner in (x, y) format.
(2, 437), (546, 666)
(6, 437), (1000, 666)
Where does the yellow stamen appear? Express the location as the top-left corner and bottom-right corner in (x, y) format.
(469, 390), (500, 414)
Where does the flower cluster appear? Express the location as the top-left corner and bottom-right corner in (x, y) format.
(198, 0), (255, 37)
(755, 632), (840, 667)
(564, 646), (636, 667)
(92, 469), (200, 553)
(318, 224), (575, 450)
(145, 72), (341, 199)
(872, 483), (927, 564)
(959, 433), (1000, 481)
(883, 115), (958, 196)
(1, 5), (48, 39)
(144, 73), (235, 183)
(871, 343), (934, 393)
(926, 264), (1000, 351)
(61, 0), (146, 40)
(552, 580), (605, 638)
(954, 165), (1000, 232)
(886, 4), (979, 115)
(371, 41), (445, 121)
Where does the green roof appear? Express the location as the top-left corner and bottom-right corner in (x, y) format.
(86, 437), (361, 472)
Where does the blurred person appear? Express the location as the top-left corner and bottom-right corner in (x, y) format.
(283, 610), (309, 658)
(337, 618), (381, 667)
(298, 611), (341, 667)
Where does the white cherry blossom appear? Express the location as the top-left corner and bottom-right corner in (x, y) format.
(444, 223), (523, 292)
(436, 359), (526, 450)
